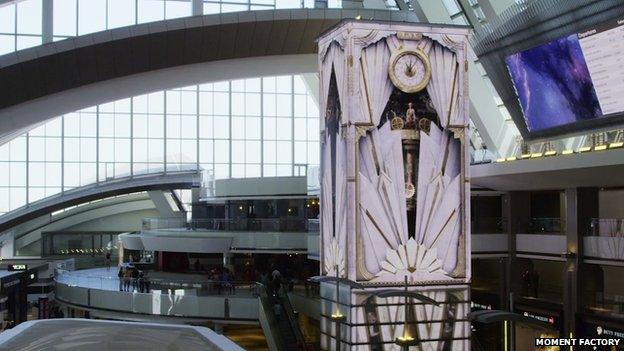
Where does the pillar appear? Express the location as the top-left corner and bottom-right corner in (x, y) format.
(315, 0), (328, 8)
(562, 188), (598, 337)
(42, 0), (53, 44)
(318, 20), (471, 350)
(503, 192), (530, 304)
(191, 0), (203, 15)
(502, 191), (530, 351)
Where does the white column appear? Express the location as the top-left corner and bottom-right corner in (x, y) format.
(42, 0), (53, 44)
(192, 0), (203, 16)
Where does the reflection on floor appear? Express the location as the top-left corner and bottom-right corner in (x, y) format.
(224, 325), (269, 351)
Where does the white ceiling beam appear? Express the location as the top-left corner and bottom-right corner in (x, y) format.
(413, 0), (519, 157)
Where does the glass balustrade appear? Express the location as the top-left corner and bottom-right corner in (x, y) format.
(141, 217), (313, 232)
(55, 267), (260, 297)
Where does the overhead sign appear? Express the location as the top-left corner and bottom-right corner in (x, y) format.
(7, 264), (27, 271)
(471, 301), (493, 311)
(515, 307), (560, 329)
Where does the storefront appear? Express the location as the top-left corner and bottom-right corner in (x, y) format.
(580, 314), (624, 351)
(0, 266), (38, 325)
(514, 304), (563, 351)
(471, 290), (503, 350)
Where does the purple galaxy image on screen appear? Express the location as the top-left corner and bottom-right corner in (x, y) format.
(506, 34), (603, 132)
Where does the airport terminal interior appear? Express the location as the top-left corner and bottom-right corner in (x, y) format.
(0, 0), (622, 350)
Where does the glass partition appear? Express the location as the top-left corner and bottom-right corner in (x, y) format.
(43, 232), (120, 257)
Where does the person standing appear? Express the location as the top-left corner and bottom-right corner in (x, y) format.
(131, 267), (139, 292)
(105, 251), (112, 271)
(123, 267), (132, 292)
(117, 266), (124, 291)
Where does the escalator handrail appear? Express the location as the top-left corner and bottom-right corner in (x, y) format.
(280, 290), (309, 350)
(255, 283), (289, 351)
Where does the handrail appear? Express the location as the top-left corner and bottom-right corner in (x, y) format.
(256, 283), (288, 351)
(280, 290), (309, 351)
(142, 217), (314, 232)
(54, 268), (256, 296)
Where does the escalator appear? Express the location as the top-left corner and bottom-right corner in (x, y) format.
(257, 283), (309, 351)
(278, 291), (309, 350)
(275, 302), (300, 350)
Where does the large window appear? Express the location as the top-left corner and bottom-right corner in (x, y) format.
(0, 74), (319, 215)
(2, 0), (350, 57)
(0, 0), (43, 55)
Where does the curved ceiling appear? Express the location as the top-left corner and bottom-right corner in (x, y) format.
(0, 8), (418, 143)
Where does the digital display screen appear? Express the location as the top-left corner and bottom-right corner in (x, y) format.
(506, 17), (624, 133)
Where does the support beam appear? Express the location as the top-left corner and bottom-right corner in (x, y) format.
(479, 0), (515, 17)
(42, 0), (53, 44)
(414, 0), (520, 158)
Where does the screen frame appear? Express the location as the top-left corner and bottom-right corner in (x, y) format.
(473, 7), (624, 143)
(504, 17), (624, 140)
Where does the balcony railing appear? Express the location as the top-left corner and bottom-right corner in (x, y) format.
(55, 268), (259, 297)
(471, 217), (507, 234)
(142, 217), (313, 232)
(587, 292), (624, 318)
(588, 218), (624, 237)
(584, 218), (624, 260)
(523, 217), (564, 234)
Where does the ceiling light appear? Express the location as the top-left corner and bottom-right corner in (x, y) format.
(594, 145), (607, 151)
(578, 146), (591, 152)
(562, 149), (574, 155)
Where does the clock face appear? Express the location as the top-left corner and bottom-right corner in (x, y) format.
(388, 48), (431, 93)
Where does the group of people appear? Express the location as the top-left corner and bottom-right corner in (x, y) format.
(117, 265), (149, 293)
(193, 259), (236, 295)
(208, 267), (235, 295)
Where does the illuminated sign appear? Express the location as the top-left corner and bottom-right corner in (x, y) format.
(583, 321), (624, 339)
(471, 301), (493, 311)
(8, 264), (27, 271)
(519, 310), (557, 326)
